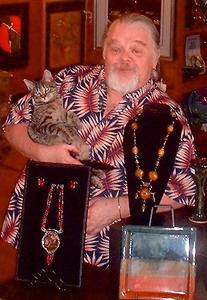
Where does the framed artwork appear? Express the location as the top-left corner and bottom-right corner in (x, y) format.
(0, 3), (29, 69)
(159, 0), (175, 60)
(46, 1), (84, 72)
(94, 0), (175, 60)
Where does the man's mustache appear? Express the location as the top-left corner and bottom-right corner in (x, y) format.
(112, 64), (137, 72)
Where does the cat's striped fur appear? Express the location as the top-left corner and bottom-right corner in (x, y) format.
(24, 70), (105, 188)
(24, 69), (90, 161)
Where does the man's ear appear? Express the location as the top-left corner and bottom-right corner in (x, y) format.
(102, 46), (106, 60)
(153, 49), (160, 68)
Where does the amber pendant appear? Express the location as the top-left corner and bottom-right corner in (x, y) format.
(135, 182), (155, 213)
(41, 229), (60, 266)
(142, 200), (146, 213)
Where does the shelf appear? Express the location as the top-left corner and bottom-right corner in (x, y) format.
(185, 24), (207, 33)
(183, 74), (207, 95)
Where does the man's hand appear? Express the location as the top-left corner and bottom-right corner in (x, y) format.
(37, 143), (82, 165)
(86, 195), (130, 235)
(5, 123), (82, 165)
(86, 197), (119, 235)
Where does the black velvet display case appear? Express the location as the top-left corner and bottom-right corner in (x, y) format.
(16, 160), (91, 289)
(123, 103), (182, 225)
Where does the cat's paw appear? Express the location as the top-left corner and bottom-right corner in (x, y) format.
(90, 169), (106, 189)
(76, 143), (90, 161)
(66, 111), (82, 129)
(90, 176), (103, 189)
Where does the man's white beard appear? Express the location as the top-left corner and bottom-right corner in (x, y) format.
(107, 65), (139, 94)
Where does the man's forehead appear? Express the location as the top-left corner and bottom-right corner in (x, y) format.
(107, 38), (147, 47)
(109, 21), (149, 33)
(107, 23), (151, 42)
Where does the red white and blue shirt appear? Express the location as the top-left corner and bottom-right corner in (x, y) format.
(1, 65), (196, 269)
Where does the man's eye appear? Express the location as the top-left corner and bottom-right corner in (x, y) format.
(132, 48), (142, 55)
(110, 47), (120, 54)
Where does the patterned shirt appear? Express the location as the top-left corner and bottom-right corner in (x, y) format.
(1, 65), (196, 269)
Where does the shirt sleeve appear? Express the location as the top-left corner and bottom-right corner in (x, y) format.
(2, 93), (34, 130)
(164, 121), (196, 206)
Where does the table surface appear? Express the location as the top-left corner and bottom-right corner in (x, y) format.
(0, 207), (207, 300)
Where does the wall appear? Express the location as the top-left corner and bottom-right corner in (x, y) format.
(0, 0), (45, 95)
(1, 0), (206, 102)
(0, 0), (79, 97)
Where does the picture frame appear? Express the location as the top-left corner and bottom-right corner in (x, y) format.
(185, 34), (202, 67)
(159, 0), (175, 60)
(94, 0), (175, 60)
(0, 3), (29, 69)
(46, 1), (84, 72)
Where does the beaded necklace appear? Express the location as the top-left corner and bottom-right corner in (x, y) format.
(41, 183), (64, 266)
(131, 109), (176, 213)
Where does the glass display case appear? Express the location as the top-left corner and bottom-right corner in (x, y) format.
(118, 225), (197, 299)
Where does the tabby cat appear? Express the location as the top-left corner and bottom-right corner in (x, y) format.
(24, 69), (104, 187)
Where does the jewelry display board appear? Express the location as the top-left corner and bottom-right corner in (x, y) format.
(110, 224), (197, 299)
(16, 160), (91, 289)
(123, 103), (182, 225)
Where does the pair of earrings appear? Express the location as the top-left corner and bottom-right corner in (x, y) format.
(37, 178), (78, 190)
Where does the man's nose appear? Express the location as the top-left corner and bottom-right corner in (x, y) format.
(121, 50), (131, 61)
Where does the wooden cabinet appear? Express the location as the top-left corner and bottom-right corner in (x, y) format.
(84, 0), (207, 103)
(0, 70), (12, 160)
(0, 71), (12, 129)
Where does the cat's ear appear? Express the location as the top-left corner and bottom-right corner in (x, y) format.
(42, 69), (53, 82)
(24, 79), (34, 91)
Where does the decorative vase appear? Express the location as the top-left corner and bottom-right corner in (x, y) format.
(189, 157), (207, 223)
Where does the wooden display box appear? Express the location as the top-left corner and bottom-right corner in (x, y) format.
(16, 160), (91, 289)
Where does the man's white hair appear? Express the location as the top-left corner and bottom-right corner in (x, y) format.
(103, 13), (160, 64)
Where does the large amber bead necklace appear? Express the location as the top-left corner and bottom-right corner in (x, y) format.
(131, 109), (176, 213)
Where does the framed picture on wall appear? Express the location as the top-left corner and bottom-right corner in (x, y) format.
(94, 0), (175, 60)
(46, 1), (84, 72)
(0, 3), (29, 69)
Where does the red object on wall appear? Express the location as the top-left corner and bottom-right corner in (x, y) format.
(0, 16), (21, 53)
